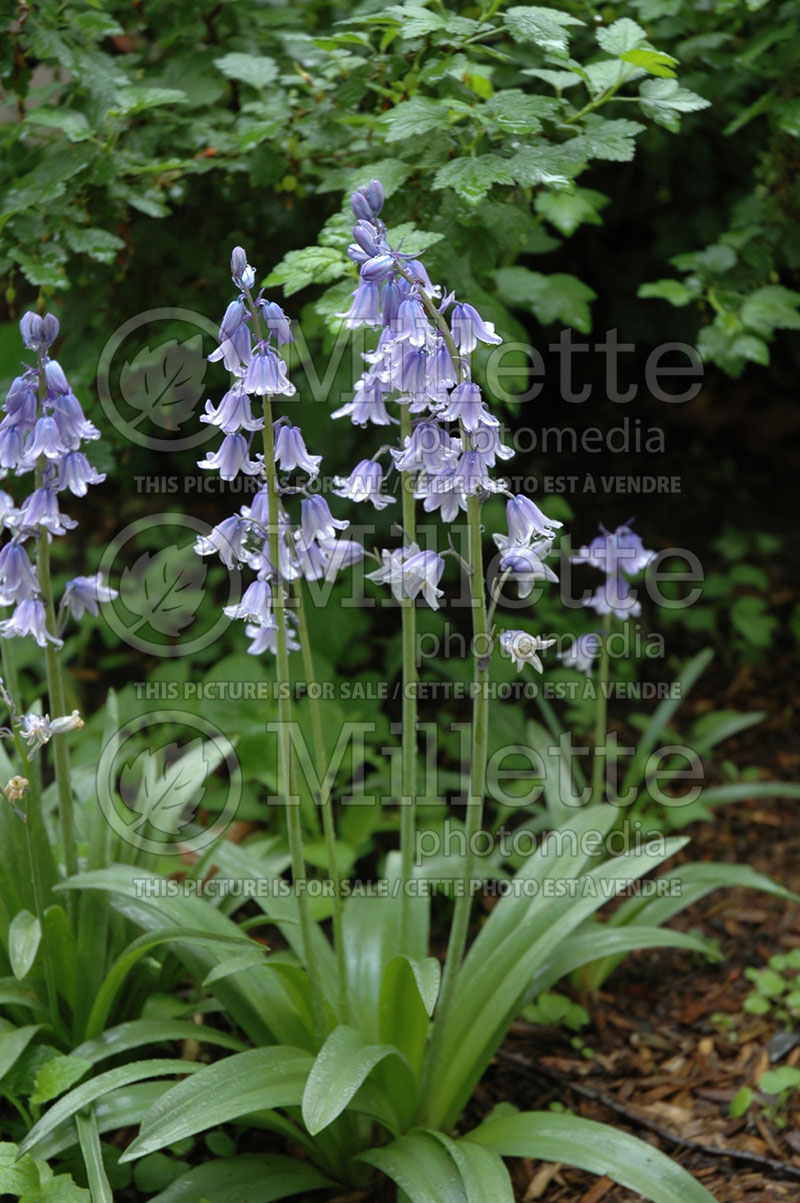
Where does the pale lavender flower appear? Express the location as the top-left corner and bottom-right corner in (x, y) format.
(584, 576), (641, 620)
(62, 574), (119, 620)
(333, 459), (394, 509)
(498, 544), (559, 599)
(198, 433), (261, 480)
(0, 543), (39, 605)
(194, 516), (251, 568)
(224, 578), (274, 626)
(559, 631), (600, 674)
(56, 452), (107, 496)
(504, 495), (563, 544)
(367, 544), (445, 609)
(450, 303), (502, 353)
(0, 599), (62, 648)
(572, 522), (654, 578)
(244, 348), (295, 396)
(300, 496), (349, 545)
(8, 488), (77, 536)
(273, 425), (321, 476)
(201, 386), (264, 433)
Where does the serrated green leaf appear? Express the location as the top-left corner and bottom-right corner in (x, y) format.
(384, 222), (444, 257)
(638, 279), (695, 306)
(381, 97), (454, 142)
(432, 155), (515, 205)
(534, 188), (608, 236)
(567, 116), (645, 162)
(596, 18), (647, 54)
(504, 7), (584, 55)
(113, 87), (186, 115)
(621, 48), (678, 78)
(741, 285), (800, 336)
(639, 78), (710, 131)
(264, 246), (349, 296)
(495, 266), (597, 332)
(214, 53), (279, 89)
(481, 91), (557, 134)
(64, 226), (125, 263)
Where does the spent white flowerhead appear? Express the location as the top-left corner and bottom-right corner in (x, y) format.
(499, 630), (556, 674)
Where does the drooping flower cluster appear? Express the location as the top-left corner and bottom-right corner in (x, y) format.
(573, 521), (655, 620)
(195, 247), (363, 655)
(0, 313), (117, 648)
(334, 180), (562, 665)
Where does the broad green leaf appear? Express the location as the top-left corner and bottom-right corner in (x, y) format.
(121, 1047), (314, 1160)
(0, 1024), (41, 1082)
(75, 1110), (113, 1203)
(84, 925), (259, 1038)
(33, 1083), (171, 1162)
(301, 1025), (408, 1135)
(22, 1173), (90, 1202)
(25, 108), (91, 142)
(19, 1061), (204, 1158)
(432, 156), (515, 206)
(147, 1154), (334, 1203)
(74, 1018), (247, 1064)
(360, 1130), (470, 1202)
(495, 266), (597, 333)
(433, 831), (687, 1127)
(203, 950), (269, 985)
(378, 956), (438, 1074)
(9, 910), (41, 979)
(432, 1133), (515, 1202)
(31, 1055), (93, 1105)
(214, 53), (279, 89)
(0, 1142), (40, 1196)
(620, 648), (714, 794)
(469, 1111), (716, 1202)
(113, 87), (186, 114)
(527, 924), (719, 997)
